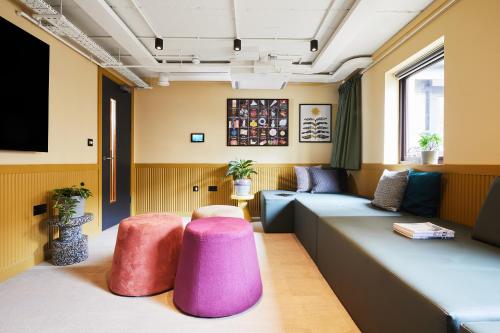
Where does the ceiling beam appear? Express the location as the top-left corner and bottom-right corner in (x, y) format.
(130, 0), (162, 38)
(311, 0), (374, 73)
(313, 0), (339, 39)
(74, 0), (158, 66)
(232, 0), (240, 38)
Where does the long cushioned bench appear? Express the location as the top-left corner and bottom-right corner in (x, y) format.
(460, 321), (500, 333)
(260, 188), (500, 333)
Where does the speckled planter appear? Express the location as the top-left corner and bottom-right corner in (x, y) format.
(47, 213), (93, 266)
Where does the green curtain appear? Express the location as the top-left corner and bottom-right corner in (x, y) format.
(331, 74), (362, 170)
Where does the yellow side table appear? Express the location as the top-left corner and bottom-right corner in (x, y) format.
(231, 194), (254, 221)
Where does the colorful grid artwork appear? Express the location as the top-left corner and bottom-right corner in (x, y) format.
(227, 99), (289, 146)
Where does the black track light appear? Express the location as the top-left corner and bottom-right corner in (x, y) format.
(155, 37), (163, 50)
(234, 38), (241, 51)
(310, 39), (318, 52)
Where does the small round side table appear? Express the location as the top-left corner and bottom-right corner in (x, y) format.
(230, 194), (254, 221)
(46, 213), (93, 266)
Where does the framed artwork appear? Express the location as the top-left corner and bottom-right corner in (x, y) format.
(299, 104), (332, 143)
(191, 133), (205, 142)
(227, 99), (289, 146)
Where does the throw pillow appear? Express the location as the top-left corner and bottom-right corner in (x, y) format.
(294, 165), (321, 192)
(371, 169), (409, 211)
(401, 170), (442, 217)
(472, 177), (500, 248)
(309, 168), (343, 194)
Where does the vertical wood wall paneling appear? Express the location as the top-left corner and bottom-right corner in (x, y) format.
(0, 164), (99, 282)
(348, 164), (500, 227)
(134, 164), (304, 217)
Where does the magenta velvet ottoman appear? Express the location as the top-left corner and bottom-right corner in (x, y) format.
(108, 213), (183, 296)
(174, 217), (263, 317)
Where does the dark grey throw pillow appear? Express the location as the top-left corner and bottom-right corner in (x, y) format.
(294, 165), (321, 192)
(309, 168), (343, 194)
(371, 169), (409, 211)
(472, 177), (500, 248)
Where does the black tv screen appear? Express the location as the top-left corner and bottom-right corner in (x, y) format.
(0, 16), (49, 152)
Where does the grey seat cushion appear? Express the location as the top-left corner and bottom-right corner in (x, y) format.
(293, 194), (404, 261)
(473, 177), (500, 247)
(295, 194), (405, 218)
(460, 321), (500, 333)
(318, 215), (500, 332)
(260, 190), (311, 233)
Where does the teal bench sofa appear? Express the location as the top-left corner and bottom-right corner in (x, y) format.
(260, 182), (500, 333)
(460, 321), (500, 333)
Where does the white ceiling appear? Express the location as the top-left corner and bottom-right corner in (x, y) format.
(43, 0), (434, 86)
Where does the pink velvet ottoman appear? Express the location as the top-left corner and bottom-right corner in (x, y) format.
(108, 213), (183, 296)
(174, 217), (262, 317)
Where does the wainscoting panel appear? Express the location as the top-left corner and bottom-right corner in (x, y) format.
(0, 164), (99, 282)
(349, 164), (500, 227)
(134, 164), (305, 217)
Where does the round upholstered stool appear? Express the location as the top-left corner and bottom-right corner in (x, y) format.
(174, 217), (262, 317)
(191, 205), (244, 220)
(108, 213), (183, 296)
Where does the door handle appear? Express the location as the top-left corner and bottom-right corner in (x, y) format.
(103, 156), (114, 161)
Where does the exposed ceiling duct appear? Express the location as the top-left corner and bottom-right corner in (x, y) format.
(18, 0), (150, 88)
(231, 73), (290, 90)
(18, 0), (435, 88)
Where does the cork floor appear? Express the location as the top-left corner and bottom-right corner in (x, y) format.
(0, 221), (359, 333)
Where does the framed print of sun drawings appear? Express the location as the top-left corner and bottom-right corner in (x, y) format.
(299, 104), (332, 143)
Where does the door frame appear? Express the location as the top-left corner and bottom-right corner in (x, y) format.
(97, 68), (136, 231)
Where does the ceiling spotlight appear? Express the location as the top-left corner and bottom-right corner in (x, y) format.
(310, 39), (318, 52)
(234, 38), (241, 51)
(192, 56), (201, 65)
(158, 73), (169, 86)
(155, 37), (163, 50)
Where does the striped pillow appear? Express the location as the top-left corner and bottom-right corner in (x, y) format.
(372, 169), (409, 211)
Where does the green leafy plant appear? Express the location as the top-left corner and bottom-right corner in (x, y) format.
(52, 185), (92, 224)
(225, 159), (257, 180)
(418, 133), (442, 151)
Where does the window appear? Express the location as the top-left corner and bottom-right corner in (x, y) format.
(398, 47), (444, 162)
(109, 98), (117, 203)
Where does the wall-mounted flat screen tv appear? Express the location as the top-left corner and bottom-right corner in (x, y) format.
(0, 16), (49, 152)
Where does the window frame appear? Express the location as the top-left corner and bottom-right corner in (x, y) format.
(398, 46), (444, 163)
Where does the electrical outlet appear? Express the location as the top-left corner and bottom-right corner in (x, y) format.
(33, 204), (47, 216)
(208, 185), (218, 192)
(193, 186), (199, 192)
(87, 138), (94, 147)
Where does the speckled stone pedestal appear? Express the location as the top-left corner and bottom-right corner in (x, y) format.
(47, 213), (93, 266)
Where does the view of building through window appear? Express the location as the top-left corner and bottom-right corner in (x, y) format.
(402, 58), (444, 161)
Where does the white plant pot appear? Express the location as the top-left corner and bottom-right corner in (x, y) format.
(234, 179), (252, 196)
(71, 196), (85, 218)
(421, 151), (438, 165)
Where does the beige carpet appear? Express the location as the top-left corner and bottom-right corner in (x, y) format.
(0, 221), (359, 333)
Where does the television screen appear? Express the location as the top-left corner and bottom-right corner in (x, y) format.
(0, 17), (49, 152)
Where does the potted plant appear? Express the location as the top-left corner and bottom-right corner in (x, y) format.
(419, 133), (442, 164)
(52, 185), (93, 224)
(226, 159), (257, 196)
(50, 185), (93, 266)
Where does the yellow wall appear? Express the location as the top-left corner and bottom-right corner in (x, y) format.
(134, 82), (338, 163)
(362, 0), (500, 164)
(0, 0), (98, 165)
(0, 1), (100, 282)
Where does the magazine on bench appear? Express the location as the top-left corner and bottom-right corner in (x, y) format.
(393, 222), (455, 239)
